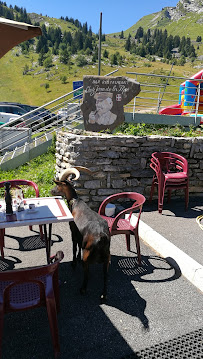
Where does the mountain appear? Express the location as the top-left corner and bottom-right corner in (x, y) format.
(121, 0), (203, 40)
(0, 1), (203, 107)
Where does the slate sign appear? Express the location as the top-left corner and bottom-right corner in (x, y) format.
(81, 75), (141, 131)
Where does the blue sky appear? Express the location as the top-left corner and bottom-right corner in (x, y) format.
(7, 0), (178, 34)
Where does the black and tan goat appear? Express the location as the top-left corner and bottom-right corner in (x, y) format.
(51, 167), (111, 301)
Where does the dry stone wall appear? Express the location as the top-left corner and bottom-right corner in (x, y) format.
(55, 131), (203, 210)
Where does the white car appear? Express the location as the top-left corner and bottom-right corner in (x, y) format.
(0, 104), (42, 128)
(57, 108), (68, 117)
(0, 112), (26, 127)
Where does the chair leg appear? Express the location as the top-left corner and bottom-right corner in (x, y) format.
(53, 268), (60, 313)
(134, 229), (141, 265)
(0, 307), (4, 359)
(39, 225), (44, 241)
(149, 178), (155, 203)
(0, 229), (5, 258)
(158, 180), (165, 214)
(125, 234), (130, 251)
(46, 297), (60, 358)
(185, 184), (189, 210)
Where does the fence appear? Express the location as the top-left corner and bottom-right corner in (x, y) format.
(125, 71), (203, 126)
(0, 70), (202, 170)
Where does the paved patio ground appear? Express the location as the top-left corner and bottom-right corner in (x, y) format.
(1, 200), (203, 359)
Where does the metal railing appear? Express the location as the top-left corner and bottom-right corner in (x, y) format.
(125, 72), (203, 123)
(1, 69), (202, 166)
(0, 69), (118, 167)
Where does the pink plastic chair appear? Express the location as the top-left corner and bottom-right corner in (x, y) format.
(0, 179), (43, 257)
(0, 250), (64, 358)
(98, 192), (146, 265)
(149, 152), (189, 214)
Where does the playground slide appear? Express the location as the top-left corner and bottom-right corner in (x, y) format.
(159, 69), (203, 122)
(159, 103), (183, 115)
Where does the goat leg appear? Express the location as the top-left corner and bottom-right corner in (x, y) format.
(71, 239), (77, 268)
(77, 246), (82, 262)
(80, 261), (89, 295)
(100, 254), (110, 302)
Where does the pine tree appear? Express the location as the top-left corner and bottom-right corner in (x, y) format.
(120, 30), (124, 39)
(125, 34), (131, 51)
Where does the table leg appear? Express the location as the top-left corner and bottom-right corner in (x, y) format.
(48, 223), (52, 261)
(43, 224), (49, 264)
(0, 229), (5, 258)
(43, 223), (52, 264)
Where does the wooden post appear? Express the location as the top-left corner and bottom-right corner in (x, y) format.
(98, 12), (102, 76)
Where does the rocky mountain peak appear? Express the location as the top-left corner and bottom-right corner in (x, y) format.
(167, 0), (203, 21)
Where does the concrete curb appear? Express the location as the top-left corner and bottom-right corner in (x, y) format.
(138, 219), (203, 293)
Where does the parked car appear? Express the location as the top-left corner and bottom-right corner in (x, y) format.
(0, 112), (24, 127)
(0, 102), (56, 128)
(8, 103), (55, 123)
(0, 103), (42, 128)
(0, 105), (26, 127)
(57, 103), (81, 121)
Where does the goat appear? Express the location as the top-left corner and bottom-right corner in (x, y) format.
(51, 167), (111, 301)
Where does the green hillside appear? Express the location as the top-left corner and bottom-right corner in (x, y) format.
(29, 13), (77, 31)
(1, 1), (203, 108)
(122, 11), (203, 40)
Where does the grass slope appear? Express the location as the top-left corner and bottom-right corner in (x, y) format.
(0, 46), (202, 107)
(0, 149), (55, 197)
(114, 10), (203, 40)
(0, 11), (203, 107)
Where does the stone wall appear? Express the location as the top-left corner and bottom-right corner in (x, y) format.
(55, 131), (203, 210)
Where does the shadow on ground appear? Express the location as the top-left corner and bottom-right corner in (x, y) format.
(4, 232), (63, 252)
(143, 196), (203, 219)
(1, 252), (181, 359)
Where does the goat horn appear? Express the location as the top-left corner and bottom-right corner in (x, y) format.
(74, 166), (93, 175)
(59, 168), (80, 181)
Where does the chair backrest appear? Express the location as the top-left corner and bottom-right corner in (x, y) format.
(150, 152), (188, 177)
(0, 251), (64, 313)
(98, 192), (146, 226)
(0, 179), (40, 197)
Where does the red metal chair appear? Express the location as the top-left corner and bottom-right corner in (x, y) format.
(0, 250), (64, 359)
(149, 152), (189, 214)
(0, 179), (43, 258)
(98, 192), (146, 265)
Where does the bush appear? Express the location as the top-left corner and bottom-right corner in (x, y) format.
(44, 83), (50, 91)
(114, 123), (203, 137)
(178, 56), (186, 66)
(43, 56), (53, 69)
(60, 75), (67, 84)
(103, 49), (109, 58)
(23, 64), (29, 75)
(110, 53), (118, 66)
(75, 54), (88, 67)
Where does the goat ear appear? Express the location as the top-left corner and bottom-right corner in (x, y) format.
(53, 179), (60, 184)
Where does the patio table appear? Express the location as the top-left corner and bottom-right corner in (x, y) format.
(0, 196), (73, 263)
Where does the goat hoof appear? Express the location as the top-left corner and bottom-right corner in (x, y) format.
(100, 294), (107, 303)
(80, 287), (86, 295)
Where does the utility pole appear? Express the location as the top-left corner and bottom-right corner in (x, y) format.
(98, 12), (102, 76)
